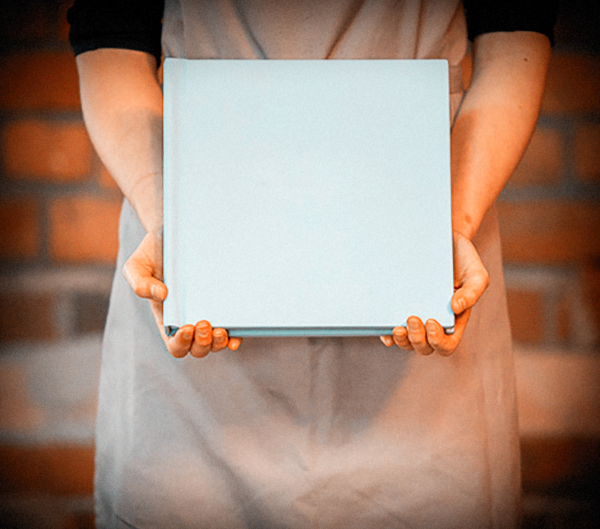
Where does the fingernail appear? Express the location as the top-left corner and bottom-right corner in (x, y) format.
(408, 320), (419, 332)
(151, 285), (161, 300)
(380, 336), (392, 347)
(182, 329), (193, 340)
(426, 322), (436, 334)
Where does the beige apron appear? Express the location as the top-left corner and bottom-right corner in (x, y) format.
(95, 1), (520, 527)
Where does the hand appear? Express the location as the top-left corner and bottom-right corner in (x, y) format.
(123, 232), (242, 358)
(380, 230), (489, 356)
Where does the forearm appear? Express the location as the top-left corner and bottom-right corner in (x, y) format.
(451, 31), (551, 240)
(76, 48), (164, 235)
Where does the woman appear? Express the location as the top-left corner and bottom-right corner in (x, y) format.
(68, 1), (556, 527)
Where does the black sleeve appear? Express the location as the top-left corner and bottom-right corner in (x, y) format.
(67, 0), (165, 64)
(464, 0), (559, 45)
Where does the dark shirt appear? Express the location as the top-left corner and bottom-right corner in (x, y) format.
(68, 0), (164, 63)
(68, 0), (558, 64)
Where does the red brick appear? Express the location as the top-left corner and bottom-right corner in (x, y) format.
(556, 293), (572, 343)
(2, 120), (92, 182)
(0, 51), (80, 111)
(0, 198), (40, 259)
(542, 54), (600, 114)
(508, 128), (563, 187)
(0, 444), (94, 495)
(0, 365), (44, 433)
(582, 259), (600, 342)
(574, 123), (600, 182)
(0, 292), (56, 342)
(0, 1), (54, 43)
(498, 200), (600, 263)
(521, 437), (600, 495)
(506, 289), (544, 344)
(50, 196), (121, 263)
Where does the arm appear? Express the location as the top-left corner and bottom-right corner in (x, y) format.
(451, 31), (551, 240)
(76, 49), (163, 234)
(381, 31), (552, 355)
(76, 49), (241, 357)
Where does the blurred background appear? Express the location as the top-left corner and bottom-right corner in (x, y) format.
(0, 1), (599, 527)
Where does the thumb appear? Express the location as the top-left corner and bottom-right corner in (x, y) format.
(123, 254), (168, 301)
(451, 274), (487, 315)
(451, 233), (490, 314)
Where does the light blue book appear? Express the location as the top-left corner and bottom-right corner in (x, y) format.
(163, 59), (454, 337)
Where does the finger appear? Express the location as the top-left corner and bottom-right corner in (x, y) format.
(451, 235), (490, 314)
(228, 337), (242, 351)
(451, 273), (488, 314)
(424, 319), (452, 355)
(167, 325), (194, 358)
(123, 259), (168, 301)
(406, 316), (434, 356)
(380, 335), (395, 347)
(190, 320), (213, 358)
(392, 326), (413, 351)
(425, 309), (471, 356)
(211, 328), (228, 352)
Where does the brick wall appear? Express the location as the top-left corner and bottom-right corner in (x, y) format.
(0, 1), (114, 526)
(501, 53), (600, 348)
(1, 1), (599, 528)
(494, 4), (600, 525)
